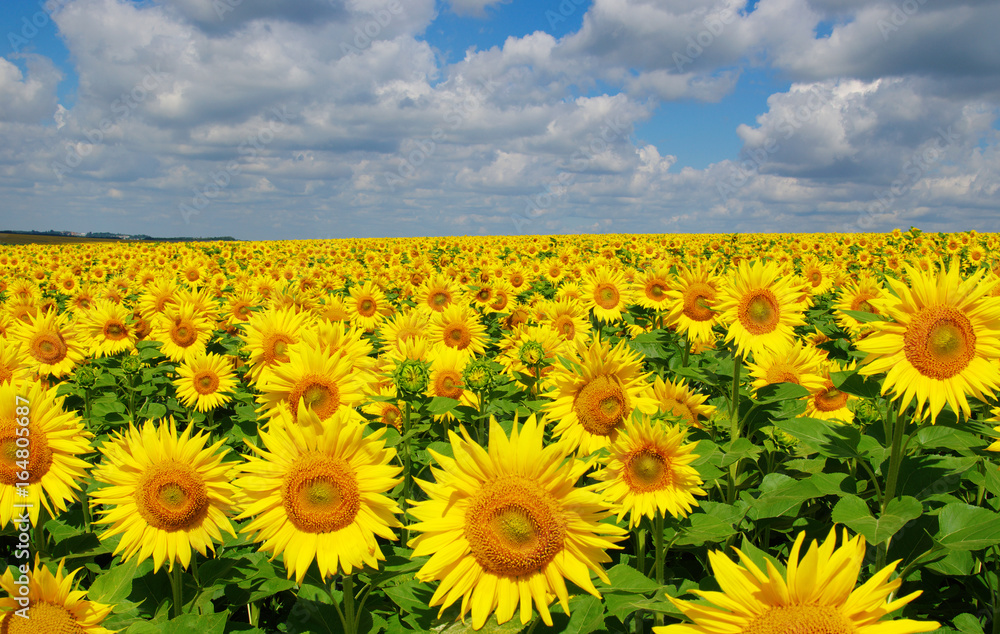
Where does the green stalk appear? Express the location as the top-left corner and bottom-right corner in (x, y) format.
(875, 407), (908, 571)
(654, 513), (666, 627)
(727, 348), (742, 504)
(634, 527), (647, 576)
(343, 574), (357, 634)
(402, 400), (413, 545)
(80, 480), (92, 533)
(32, 507), (47, 558)
(170, 565), (184, 618)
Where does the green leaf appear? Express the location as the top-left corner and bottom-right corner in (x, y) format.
(428, 396), (461, 416)
(88, 557), (140, 604)
(750, 472), (849, 519)
(839, 309), (883, 324)
(562, 595), (605, 634)
(830, 370), (882, 399)
(936, 503), (1000, 551)
(125, 612), (227, 634)
(831, 495), (922, 545)
(675, 510), (740, 546)
(139, 402), (168, 420)
(951, 614), (986, 634)
(601, 564), (659, 594)
(772, 417), (863, 461)
(754, 382), (810, 403)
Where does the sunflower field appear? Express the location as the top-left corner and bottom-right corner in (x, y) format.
(2, 228), (1000, 634)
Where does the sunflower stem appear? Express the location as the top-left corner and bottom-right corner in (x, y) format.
(727, 348), (742, 504)
(634, 527), (647, 576)
(343, 574), (356, 634)
(875, 406), (908, 571)
(80, 481), (92, 534)
(169, 565), (184, 618)
(32, 507), (47, 558)
(402, 400), (413, 545)
(654, 513), (666, 627)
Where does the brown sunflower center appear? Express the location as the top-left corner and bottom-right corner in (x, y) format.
(443, 323), (472, 350)
(1, 601), (87, 634)
(434, 370), (463, 399)
(661, 398), (696, 426)
(624, 448), (672, 492)
(814, 386), (849, 412)
(646, 281), (668, 301)
(808, 269), (822, 286)
(281, 453), (360, 533)
(738, 289), (780, 335)
(193, 370), (220, 395)
(465, 475), (567, 577)
(289, 375), (341, 420)
(382, 404), (402, 430)
(903, 306), (976, 380)
(850, 295), (879, 315)
(743, 604), (853, 634)
(573, 375), (628, 437)
(0, 423), (53, 485)
(764, 364), (801, 385)
(682, 283), (716, 322)
(104, 321), (128, 341)
(358, 299), (377, 317)
(171, 321), (198, 347)
(134, 461), (210, 532)
(31, 332), (68, 365)
(553, 315), (575, 340)
(262, 333), (294, 365)
(594, 283), (620, 310)
(430, 291), (450, 309)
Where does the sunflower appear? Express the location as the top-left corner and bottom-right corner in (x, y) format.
(345, 281), (387, 332)
(834, 273), (887, 338)
(583, 265), (632, 323)
(256, 343), (365, 426)
(80, 299), (136, 357)
(542, 298), (591, 345)
(655, 528), (939, 634)
(650, 376), (716, 428)
(174, 352), (239, 412)
(0, 381), (92, 527)
(804, 360), (857, 423)
(137, 277), (178, 321)
(665, 263), (722, 349)
(90, 418), (238, 572)
(426, 344), (479, 422)
(416, 274), (461, 314)
(497, 324), (573, 391)
(9, 311), (87, 378)
(798, 254), (835, 296)
(408, 415), (626, 630)
(378, 309), (430, 359)
(361, 385), (404, 431)
(234, 406), (401, 583)
(716, 260), (807, 358)
(223, 289), (260, 327)
(857, 262), (1000, 423)
(427, 304), (488, 359)
(746, 339), (827, 394)
(148, 302), (213, 364)
(593, 414), (705, 528)
(241, 307), (314, 385)
(544, 336), (658, 455)
(0, 556), (114, 634)
(633, 267), (673, 312)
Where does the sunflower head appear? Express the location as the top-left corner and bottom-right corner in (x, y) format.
(0, 555), (115, 634)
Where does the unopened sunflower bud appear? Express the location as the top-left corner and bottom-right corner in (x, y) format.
(394, 359), (430, 395)
(518, 341), (546, 368)
(462, 359), (496, 392)
(120, 354), (141, 375)
(76, 366), (97, 389)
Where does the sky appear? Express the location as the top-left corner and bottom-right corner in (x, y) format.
(0, 0), (997, 240)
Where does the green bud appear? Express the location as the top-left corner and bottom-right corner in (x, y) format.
(120, 354), (141, 375)
(76, 366), (97, 389)
(462, 358), (496, 392)
(394, 359), (430, 395)
(518, 341), (546, 368)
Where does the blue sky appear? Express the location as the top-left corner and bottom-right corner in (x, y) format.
(0, 0), (997, 240)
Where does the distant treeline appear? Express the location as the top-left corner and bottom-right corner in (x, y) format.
(1, 229), (236, 242)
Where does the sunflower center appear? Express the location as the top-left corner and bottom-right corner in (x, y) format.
(808, 270), (822, 286)
(134, 461), (210, 532)
(465, 475), (567, 577)
(625, 449), (671, 492)
(282, 453), (360, 533)
(193, 371), (220, 395)
(739, 290), (780, 335)
(814, 387), (849, 412)
(662, 398), (696, 426)
(682, 283), (716, 322)
(903, 306), (976, 380)
(1, 601), (87, 634)
(743, 603), (854, 634)
(443, 324), (472, 350)
(0, 423), (53, 486)
(430, 291), (450, 309)
(434, 370), (463, 399)
(382, 405), (401, 429)
(574, 375), (628, 437)
(289, 375), (341, 420)
(553, 316), (575, 340)
(850, 296), (879, 315)
(646, 282), (667, 301)
(594, 284), (620, 310)
(358, 299), (377, 317)
(764, 364), (800, 385)
(262, 334), (294, 365)
(104, 321), (128, 341)
(31, 332), (68, 364)
(171, 321), (197, 347)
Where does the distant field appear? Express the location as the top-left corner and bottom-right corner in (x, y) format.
(0, 232), (121, 244)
